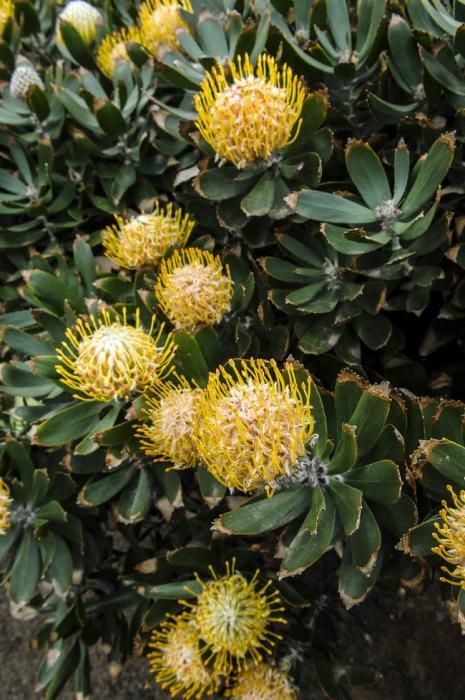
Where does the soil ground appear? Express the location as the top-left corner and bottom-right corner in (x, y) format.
(0, 582), (463, 699)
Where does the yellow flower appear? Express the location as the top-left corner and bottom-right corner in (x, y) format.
(55, 1), (101, 48)
(194, 53), (305, 169)
(0, 479), (11, 536)
(193, 358), (314, 493)
(137, 376), (203, 469)
(102, 203), (194, 269)
(432, 484), (465, 588)
(148, 613), (221, 699)
(97, 26), (141, 79)
(228, 661), (297, 700)
(185, 562), (286, 674)
(154, 248), (233, 333)
(55, 307), (175, 402)
(138, 0), (192, 57)
(0, 0), (13, 37)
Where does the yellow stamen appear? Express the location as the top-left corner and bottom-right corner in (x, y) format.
(194, 53), (305, 168)
(0, 479), (11, 536)
(138, 0), (192, 57)
(228, 661), (298, 699)
(0, 0), (13, 37)
(154, 248), (233, 332)
(193, 358), (314, 493)
(55, 307), (176, 402)
(97, 26), (141, 78)
(183, 561), (286, 674)
(148, 613), (221, 699)
(137, 376), (203, 469)
(433, 484), (465, 589)
(102, 203), (194, 269)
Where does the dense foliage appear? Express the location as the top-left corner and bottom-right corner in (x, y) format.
(1, 0), (465, 697)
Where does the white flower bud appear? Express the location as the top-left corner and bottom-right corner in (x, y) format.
(10, 65), (44, 99)
(56, 0), (101, 48)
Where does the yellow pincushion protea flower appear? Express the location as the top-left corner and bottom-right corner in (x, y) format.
(148, 613), (221, 699)
(194, 53), (305, 169)
(55, 307), (175, 402)
(0, 479), (11, 535)
(102, 203), (194, 269)
(228, 661), (297, 700)
(137, 376), (203, 469)
(154, 248), (233, 333)
(97, 26), (141, 79)
(55, 1), (102, 48)
(138, 0), (192, 57)
(193, 358), (314, 493)
(432, 484), (465, 588)
(0, 0), (13, 37)
(184, 562), (286, 674)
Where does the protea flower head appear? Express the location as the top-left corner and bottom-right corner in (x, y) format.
(55, 1), (102, 48)
(194, 53), (305, 169)
(102, 203), (194, 269)
(96, 26), (141, 78)
(55, 307), (176, 402)
(184, 561), (286, 674)
(433, 484), (465, 588)
(0, 0), (13, 37)
(138, 0), (192, 57)
(0, 478), (11, 536)
(137, 376), (203, 469)
(193, 358), (314, 493)
(228, 661), (298, 700)
(10, 65), (44, 99)
(154, 248), (233, 333)
(148, 613), (221, 699)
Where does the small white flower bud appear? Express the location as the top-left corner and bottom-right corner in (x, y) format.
(55, 0), (101, 48)
(10, 65), (44, 99)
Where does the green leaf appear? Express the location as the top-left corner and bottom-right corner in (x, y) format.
(142, 580), (202, 600)
(280, 494), (335, 576)
(327, 478), (363, 535)
(3, 327), (52, 356)
(196, 466), (226, 508)
(45, 641), (80, 700)
(217, 486), (311, 535)
(174, 331), (209, 387)
(9, 531), (41, 604)
(59, 21), (97, 70)
(421, 439), (465, 484)
(26, 85), (50, 122)
(345, 141), (391, 209)
(117, 468), (153, 523)
(353, 314), (392, 350)
(73, 237), (96, 295)
(350, 501), (381, 573)
(291, 190), (377, 224)
(348, 387), (391, 457)
(346, 460), (402, 505)
(95, 101), (126, 137)
(195, 168), (256, 201)
(310, 380), (328, 458)
(79, 465), (135, 507)
(298, 315), (343, 354)
(327, 423), (358, 474)
(404, 516), (439, 557)
(1, 364), (57, 397)
(48, 534), (73, 595)
(36, 402), (106, 446)
(35, 501), (67, 524)
(338, 546), (383, 609)
(240, 172), (276, 217)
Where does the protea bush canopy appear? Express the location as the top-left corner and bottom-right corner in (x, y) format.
(2, 0), (465, 697)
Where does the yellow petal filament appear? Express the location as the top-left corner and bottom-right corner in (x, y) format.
(137, 376), (203, 469)
(148, 613), (220, 699)
(0, 0), (13, 37)
(0, 479), (11, 535)
(193, 358), (314, 493)
(154, 248), (233, 332)
(102, 203), (194, 269)
(55, 0), (101, 47)
(228, 661), (298, 700)
(433, 484), (465, 588)
(97, 26), (141, 78)
(55, 307), (176, 402)
(138, 0), (192, 57)
(194, 53), (305, 168)
(184, 562), (286, 674)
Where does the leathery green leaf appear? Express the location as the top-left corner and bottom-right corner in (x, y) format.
(327, 478), (363, 535)
(350, 501), (381, 574)
(345, 141), (391, 210)
(346, 460), (402, 505)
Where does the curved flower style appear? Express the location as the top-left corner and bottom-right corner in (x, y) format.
(432, 484), (465, 588)
(228, 661), (297, 700)
(148, 613), (221, 699)
(96, 26), (141, 78)
(0, 0), (13, 37)
(55, 307), (175, 402)
(102, 203), (194, 269)
(185, 562), (286, 674)
(194, 53), (305, 169)
(10, 65), (44, 99)
(0, 479), (11, 536)
(137, 376), (203, 469)
(138, 0), (192, 57)
(154, 248), (233, 332)
(193, 358), (314, 493)
(55, 1), (101, 48)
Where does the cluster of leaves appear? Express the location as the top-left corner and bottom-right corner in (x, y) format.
(2, 0), (465, 698)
